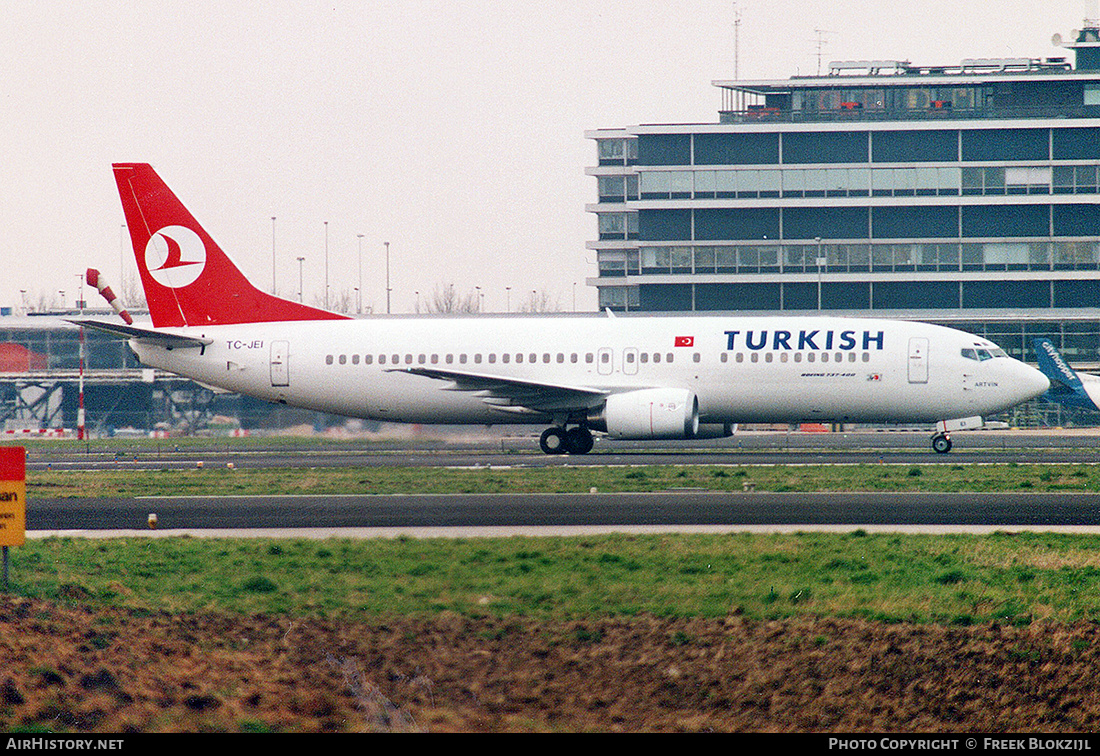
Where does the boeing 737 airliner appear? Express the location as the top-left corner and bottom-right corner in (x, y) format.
(76, 163), (1050, 454)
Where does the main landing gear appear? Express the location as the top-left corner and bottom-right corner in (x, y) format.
(539, 425), (594, 455)
(931, 432), (952, 454)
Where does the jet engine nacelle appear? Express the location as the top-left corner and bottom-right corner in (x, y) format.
(589, 388), (700, 440)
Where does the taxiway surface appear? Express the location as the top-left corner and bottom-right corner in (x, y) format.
(21, 430), (1100, 536)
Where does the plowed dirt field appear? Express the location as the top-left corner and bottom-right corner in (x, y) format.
(2, 596), (1099, 733)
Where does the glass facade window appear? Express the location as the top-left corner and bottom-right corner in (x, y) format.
(0, 327), (139, 372)
(598, 175), (641, 203)
(639, 170), (693, 199)
(598, 139), (625, 165)
(598, 286), (640, 310)
(638, 134), (691, 165)
(782, 131), (869, 164)
(1053, 127), (1100, 158)
(872, 130), (958, 162)
(694, 132), (779, 165)
(962, 129), (1049, 161)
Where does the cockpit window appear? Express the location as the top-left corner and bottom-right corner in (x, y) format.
(964, 346), (1008, 361)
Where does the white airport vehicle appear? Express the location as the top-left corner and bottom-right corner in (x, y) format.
(77, 163), (1050, 454)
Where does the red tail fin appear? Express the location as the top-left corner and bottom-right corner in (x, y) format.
(113, 163), (349, 327)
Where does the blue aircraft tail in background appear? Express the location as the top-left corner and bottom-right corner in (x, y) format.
(1032, 338), (1100, 411)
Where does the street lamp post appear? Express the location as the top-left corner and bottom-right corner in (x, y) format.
(297, 257), (305, 302)
(323, 222), (329, 310)
(357, 233), (364, 314)
(76, 274), (85, 440)
(815, 237), (825, 311)
(271, 217), (276, 295)
(384, 241), (391, 314)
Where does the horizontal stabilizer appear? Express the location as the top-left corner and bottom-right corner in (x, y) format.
(68, 319), (212, 349)
(1032, 338), (1100, 411)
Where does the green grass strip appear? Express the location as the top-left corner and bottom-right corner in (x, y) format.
(9, 531), (1100, 626)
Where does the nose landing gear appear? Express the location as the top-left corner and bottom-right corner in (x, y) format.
(539, 425), (594, 455)
(931, 433), (952, 454)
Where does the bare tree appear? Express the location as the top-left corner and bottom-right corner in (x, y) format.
(421, 283), (480, 314)
(310, 288), (356, 314)
(119, 275), (147, 309)
(22, 289), (67, 312)
(517, 289), (561, 313)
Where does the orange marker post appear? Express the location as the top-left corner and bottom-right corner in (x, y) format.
(0, 446), (26, 590)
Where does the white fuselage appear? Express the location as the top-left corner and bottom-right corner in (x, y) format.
(127, 314), (1050, 428)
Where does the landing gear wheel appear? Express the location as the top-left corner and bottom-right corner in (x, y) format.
(564, 427), (594, 455)
(931, 433), (952, 454)
(539, 427), (567, 455)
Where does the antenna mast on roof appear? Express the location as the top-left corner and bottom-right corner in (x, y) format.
(733, 1), (742, 79)
(814, 28), (835, 75)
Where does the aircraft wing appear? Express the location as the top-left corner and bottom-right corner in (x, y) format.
(391, 366), (610, 415)
(68, 319), (213, 349)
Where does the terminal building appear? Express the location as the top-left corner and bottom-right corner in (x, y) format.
(0, 312), (312, 435)
(587, 22), (1100, 402)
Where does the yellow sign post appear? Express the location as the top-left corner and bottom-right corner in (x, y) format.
(0, 447), (26, 590)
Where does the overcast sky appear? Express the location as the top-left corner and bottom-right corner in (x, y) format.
(0, 0), (1095, 315)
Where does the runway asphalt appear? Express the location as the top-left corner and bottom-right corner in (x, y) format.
(23, 490), (1100, 537)
(20, 430), (1100, 537)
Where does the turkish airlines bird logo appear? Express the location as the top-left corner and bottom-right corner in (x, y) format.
(144, 226), (206, 288)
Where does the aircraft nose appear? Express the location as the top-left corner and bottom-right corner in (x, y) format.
(1017, 361), (1050, 401)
